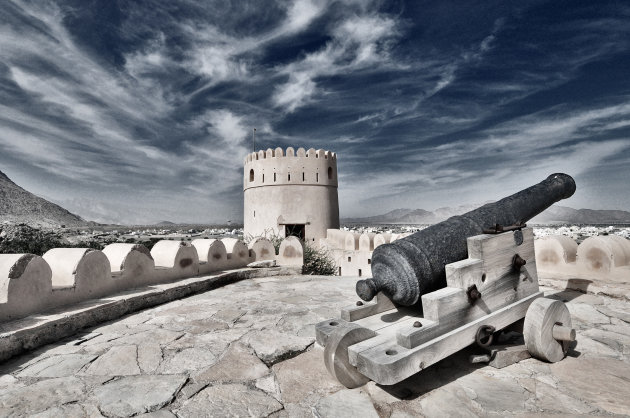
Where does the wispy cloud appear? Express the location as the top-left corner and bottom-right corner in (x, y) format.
(273, 12), (402, 112)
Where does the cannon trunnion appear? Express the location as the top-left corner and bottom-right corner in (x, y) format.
(316, 175), (577, 387)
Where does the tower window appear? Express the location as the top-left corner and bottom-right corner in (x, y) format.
(328, 167), (333, 179)
(316, 173), (319, 182)
(288, 173), (291, 181)
(254, 210), (255, 218)
(302, 172), (305, 181)
(262, 174), (264, 182)
(274, 172), (276, 182)
(249, 169), (254, 182)
(358, 269), (362, 277)
(348, 256), (351, 262)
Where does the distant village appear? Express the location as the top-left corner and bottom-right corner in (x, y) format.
(38, 223), (630, 251)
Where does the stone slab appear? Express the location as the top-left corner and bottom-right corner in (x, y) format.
(84, 345), (140, 376)
(17, 353), (97, 378)
(0, 376), (86, 416)
(314, 388), (379, 418)
(193, 342), (269, 383)
(93, 374), (187, 417)
(175, 383), (282, 417)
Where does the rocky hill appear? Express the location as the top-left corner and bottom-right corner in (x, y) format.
(0, 170), (86, 228)
(343, 204), (630, 225)
(530, 206), (630, 224)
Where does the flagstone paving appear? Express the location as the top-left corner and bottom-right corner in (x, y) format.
(0, 274), (629, 417)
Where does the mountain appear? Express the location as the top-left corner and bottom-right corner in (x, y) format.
(156, 221), (176, 226)
(0, 170), (86, 228)
(343, 204), (630, 225)
(530, 206), (630, 224)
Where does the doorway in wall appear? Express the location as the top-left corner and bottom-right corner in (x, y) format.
(285, 224), (305, 241)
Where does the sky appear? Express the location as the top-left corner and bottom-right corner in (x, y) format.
(1, 0), (629, 224)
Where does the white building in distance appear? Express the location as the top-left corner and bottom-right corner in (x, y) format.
(243, 147), (340, 243)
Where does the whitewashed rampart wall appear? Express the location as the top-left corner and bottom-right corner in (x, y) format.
(536, 234), (630, 283)
(0, 236), (304, 323)
(243, 147), (339, 244)
(320, 229), (411, 277)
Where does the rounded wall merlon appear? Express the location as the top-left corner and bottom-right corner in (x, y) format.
(277, 236), (304, 266)
(359, 233), (375, 252)
(42, 248), (114, 303)
(102, 243), (153, 272)
(194, 239), (229, 274)
(150, 240), (190, 268)
(534, 236), (578, 267)
(577, 235), (630, 272)
(608, 235), (630, 264)
(248, 237), (276, 261)
(221, 238), (250, 267)
(43, 248), (104, 288)
(344, 232), (360, 251)
(192, 239), (222, 263)
(374, 233), (391, 249)
(0, 254), (53, 322)
(151, 241), (200, 282)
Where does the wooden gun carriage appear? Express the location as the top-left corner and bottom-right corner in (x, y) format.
(316, 175), (577, 388)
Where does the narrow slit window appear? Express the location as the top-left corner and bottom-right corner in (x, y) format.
(249, 169), (254, 182)
(288, 173), (291, 181)
(274, 172), (276, 182)
(316, 173), (319, 182)
(262, 174), (264, 182)
(368, 259), (371, 265)
(348, 256), (351, 262)
(358, 269), (362, 277)
(302, 172), (305, 181)
(328, 166), (333, 179)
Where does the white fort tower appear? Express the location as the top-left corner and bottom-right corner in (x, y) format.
(243, 147), (339, 243)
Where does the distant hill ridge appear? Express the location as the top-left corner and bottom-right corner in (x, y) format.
(0, 170), (86, 228)
(343, 205), (630, 225)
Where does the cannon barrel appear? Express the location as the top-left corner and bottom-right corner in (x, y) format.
(356, 173), (576, 306)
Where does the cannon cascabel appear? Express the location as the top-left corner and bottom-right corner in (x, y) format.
(356, 173), (576, 306)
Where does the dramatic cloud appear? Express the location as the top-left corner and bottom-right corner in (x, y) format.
(0, 0), (629, 223)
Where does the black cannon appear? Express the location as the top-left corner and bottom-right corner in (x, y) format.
(356, 173), (576, 306)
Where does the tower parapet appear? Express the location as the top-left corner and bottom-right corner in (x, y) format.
(243, 147), (340, 243)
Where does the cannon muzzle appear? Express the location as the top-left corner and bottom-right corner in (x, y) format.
(357, 173), (576, 306)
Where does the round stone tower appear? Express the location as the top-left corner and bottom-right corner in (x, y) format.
(243, 147), (339, 244)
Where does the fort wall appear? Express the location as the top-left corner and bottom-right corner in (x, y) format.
(535, 234), (630, 285)
(320, 230), (411, 277)
(0, 236), (303, 323)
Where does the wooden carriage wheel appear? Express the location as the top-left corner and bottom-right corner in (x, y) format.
(524, 298), (575, 363)
(324, 323), (375, 388)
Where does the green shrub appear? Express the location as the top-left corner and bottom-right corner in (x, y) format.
(303, 242), (337, 276)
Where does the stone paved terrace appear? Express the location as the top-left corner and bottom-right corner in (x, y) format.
(1, 274), (629, 417)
